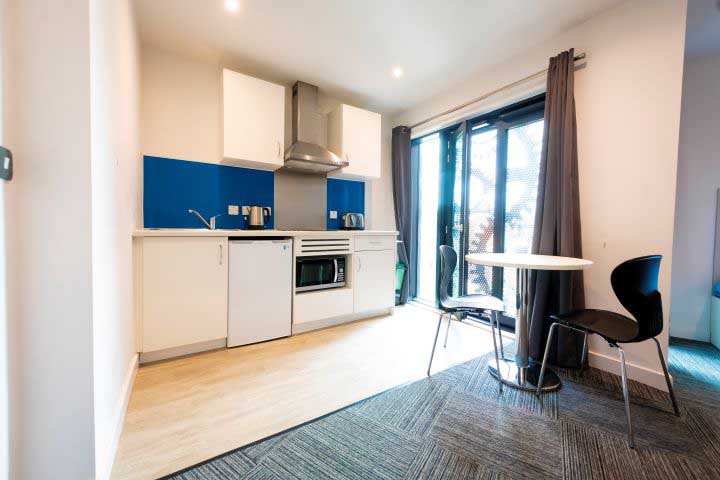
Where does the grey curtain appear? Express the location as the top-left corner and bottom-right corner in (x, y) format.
(392, 126), (413, 304)
(528, 49), (586, 368)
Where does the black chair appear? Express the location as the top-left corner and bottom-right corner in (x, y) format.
(536, 255), (680, 448)
(427, 246), (506, 391)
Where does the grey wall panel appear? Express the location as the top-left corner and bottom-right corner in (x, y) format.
(274, 169), (326, 230)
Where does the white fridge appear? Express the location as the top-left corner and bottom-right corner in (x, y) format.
(228, 239), (292, 347)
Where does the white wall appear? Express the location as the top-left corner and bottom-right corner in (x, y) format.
(670, 53), (720, 342)
(367, 119), (397, 231)
(393, 0), (687, 388)
(90, 0), (141, 478)
(0, 0), (9, 476)
(4, 0), (96, 477)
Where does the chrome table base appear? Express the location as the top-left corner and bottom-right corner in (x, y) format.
(489, 359), (562, 392)
(487, 267), (563, 392)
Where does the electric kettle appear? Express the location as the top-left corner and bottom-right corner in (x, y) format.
(247, 206), (271, 230)
(342, 213), (365, 230)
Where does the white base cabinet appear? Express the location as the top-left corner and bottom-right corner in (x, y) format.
(354, 249), (395, 314)
(140, 237), (229, 353)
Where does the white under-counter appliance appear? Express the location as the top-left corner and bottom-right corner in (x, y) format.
(228, 238), (292, 347)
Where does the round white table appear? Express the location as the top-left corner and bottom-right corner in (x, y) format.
(465, 252), (593, 392)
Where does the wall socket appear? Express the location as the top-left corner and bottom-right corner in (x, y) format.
(329, 210), (338, 219)
(228, 205), (239, 215)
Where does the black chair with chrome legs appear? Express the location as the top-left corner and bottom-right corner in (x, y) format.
(427, 246), (506, 391)
(536, 255), (680, 448)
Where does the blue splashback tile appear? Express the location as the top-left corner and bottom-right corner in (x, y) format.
(144, 156), (274, 229)
(327, 178), (365, 230)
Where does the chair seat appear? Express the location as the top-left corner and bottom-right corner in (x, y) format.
(552, 309), (639, 343)
(442, 294), (504, 313)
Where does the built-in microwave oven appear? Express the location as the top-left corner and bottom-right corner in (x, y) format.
(296, 256), (346, 292)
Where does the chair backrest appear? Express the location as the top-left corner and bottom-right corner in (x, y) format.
(438, 245), (457, 308)
(610, 255), (663, 342)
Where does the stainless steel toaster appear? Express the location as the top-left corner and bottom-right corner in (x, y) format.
(341, 212), (365, 230)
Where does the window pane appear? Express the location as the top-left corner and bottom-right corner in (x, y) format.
(451, 131), (464, 296)
(466, 128), (497, 296)
(416, 134), (441, 304)
(502, 119), (544, 315)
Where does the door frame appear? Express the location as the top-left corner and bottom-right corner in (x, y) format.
(411, 94), (546, 327)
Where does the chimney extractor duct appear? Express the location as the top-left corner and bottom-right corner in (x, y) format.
(283, 81), (348, 173)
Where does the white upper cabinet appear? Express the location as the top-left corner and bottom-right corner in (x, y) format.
(223, 69), (285, 170)
(327, 104), (382, 179)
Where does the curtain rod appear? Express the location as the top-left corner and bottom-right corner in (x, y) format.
(409, 52), (586, 130)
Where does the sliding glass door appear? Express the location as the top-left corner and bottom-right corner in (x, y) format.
(461, 101), (544, 324)
(415, 133), (442, 305)
(500, 119), (544, 313)
(413, 96), (545, 327)
(465, 125), (499, 298)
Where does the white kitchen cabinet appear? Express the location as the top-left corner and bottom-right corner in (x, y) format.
(223, 69), (285, 170)
(141, 237), (228, 353)
(327, 104), (382, 179)
(354, 249), (395, 313)
(293, 288), (354, 326)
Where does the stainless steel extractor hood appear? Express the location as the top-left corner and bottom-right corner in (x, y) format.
(283, 81), (348, 174)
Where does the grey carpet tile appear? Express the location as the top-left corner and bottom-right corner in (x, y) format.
(261, 409), (422, 480)
(243, 465), (282, 480)
(175, 452), (254, 480)
(349, 378), (454, 436)
(432, 348), (558, 418)
(169, 339), (720, 480)
(669, 338), (720, 379)
(403, 442), (507, 480)
(562, 421), (719, 480)
(683, 402), (720, 460)
(554, 364), (672, 405)
(242, 431), (293, 464)
(428, 389), (562, 480)
(669, 338), (720, 408)
(460, 361), (558, 419)
(557, 379), (697, 457)
(671, 370), (720, 409)
(672, 377), (720, 410)
(431, 356), (485, 388)
(431, 336), (518, 389)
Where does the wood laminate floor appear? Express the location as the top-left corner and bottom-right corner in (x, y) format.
(111, 304), (499, 480)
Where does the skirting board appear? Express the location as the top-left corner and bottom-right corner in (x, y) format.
(97, 353), (138, 480)
(588, 350), (669, 391)
(140, 338), (227, 364)
(292, 308), (394, 335)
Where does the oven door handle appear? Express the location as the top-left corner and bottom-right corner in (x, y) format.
(333, 258), (339, 283)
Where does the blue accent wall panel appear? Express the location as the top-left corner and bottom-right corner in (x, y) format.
(144, 156), (274, 229)
(327, 178), (365, 230)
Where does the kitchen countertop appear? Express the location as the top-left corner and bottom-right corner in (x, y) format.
(133, 229), (398, 238)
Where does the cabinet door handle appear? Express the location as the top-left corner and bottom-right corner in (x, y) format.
(219, 244), (223, 265)
(358, 257), (362, 271)
(277, 141), (281, 158)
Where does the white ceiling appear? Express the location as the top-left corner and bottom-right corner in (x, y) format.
(133, 0), (626, 115)
(685, 0), (720, 59)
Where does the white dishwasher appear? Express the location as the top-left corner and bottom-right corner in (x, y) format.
(228, 239), (292, 347)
